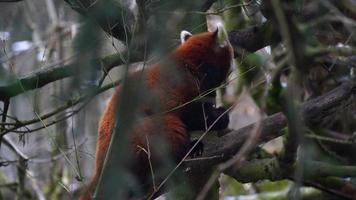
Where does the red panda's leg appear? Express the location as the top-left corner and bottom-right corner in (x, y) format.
(183, 102), (229, 132)
(204, 103), (230, 130)
(162, 114), (191, 160)
(182, 102), (229, 157)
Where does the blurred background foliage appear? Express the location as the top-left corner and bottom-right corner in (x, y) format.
(0, 0), (355, 199)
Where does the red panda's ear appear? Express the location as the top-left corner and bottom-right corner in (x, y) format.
(213, 23), (229, 48)
(212, 27), (219, 38)
(180, 30), (192, 44)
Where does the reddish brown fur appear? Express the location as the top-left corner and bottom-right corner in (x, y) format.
(80, 31), (232, 199)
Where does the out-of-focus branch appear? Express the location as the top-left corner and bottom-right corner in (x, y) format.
(202, 0), (217, 10)
(305, 177), (356, 199)
(307, 46), (356, 58)
(0, 51), (141, 101)
(270, 2), (304, 182)
(0, 0), (23, 2)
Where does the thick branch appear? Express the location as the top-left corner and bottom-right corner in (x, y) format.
(184, 81), (355, 198)
(225, 158), (356, 183)
(186, 81), (356, 167)
(224, 158), (356, 199)
(228, 21), (280, 53)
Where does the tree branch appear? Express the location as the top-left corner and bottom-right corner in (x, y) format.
(184, 81), (355, 198)
(63, 0), (137, 43)
(228, 21), (280, 53)
(0, 51), (141, 100)
(186, 80), (355, 168)
(224, 158), (356, 199)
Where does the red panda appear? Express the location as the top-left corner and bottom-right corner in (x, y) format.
(80, 26), (233, 199)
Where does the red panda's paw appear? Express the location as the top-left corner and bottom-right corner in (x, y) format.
(189, 139), (204, 158)
(207, 107), (229, 131)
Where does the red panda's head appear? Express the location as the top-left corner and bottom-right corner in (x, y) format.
(173, 25), (233, 91)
